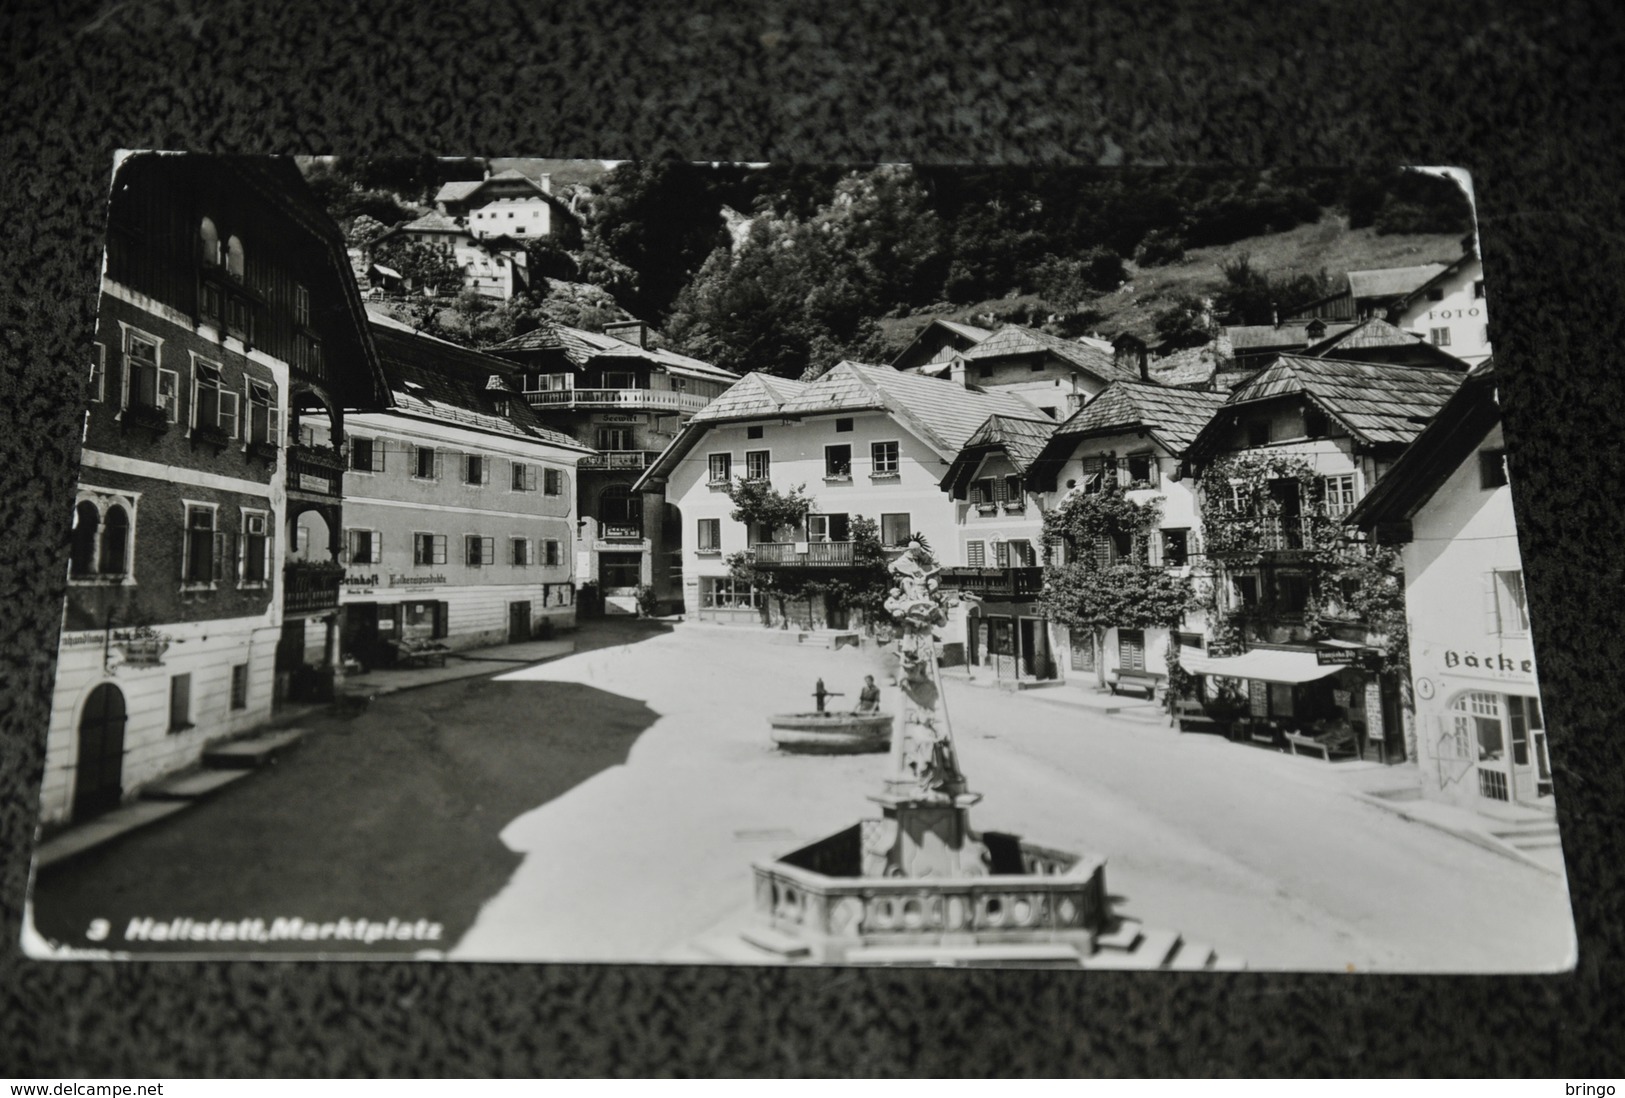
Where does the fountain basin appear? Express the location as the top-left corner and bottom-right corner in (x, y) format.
(770, 712), (893, 754)
(747, 821), (1108, 965)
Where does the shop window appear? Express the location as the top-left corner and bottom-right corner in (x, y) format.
(1118, 629), (1146, 672)
(708, 453), (732, 484)
(702, 576), (761, 609)
(230, 664), (249, 710)
(824, 444), (852, 478)
(880, 513), (912, 547)
(413, 533), (447, 565)
(169, 673), (193, 732)
(871, 441), (900, 476)
(697, 518), (721, 553)
(1479, 448), (1509, 489)
(1452, 691), (1505, 763)
(745, 450), (771, 480)
(348, 529), (381, 565)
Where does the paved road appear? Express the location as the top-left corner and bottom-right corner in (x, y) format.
(459, 626), (1576, 973)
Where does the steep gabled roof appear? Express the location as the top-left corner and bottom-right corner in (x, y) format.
(1026, 382), (1229, 489)
(940, 414), (1059, 496)
(636, 363), (1044, 491)
(1192, 355), (1464, 460)
(1345, 359), (1501, 535)
(962, 324), (1139, 384)
(367, 314), (591, 451)
(1347, 263), (1448, 301)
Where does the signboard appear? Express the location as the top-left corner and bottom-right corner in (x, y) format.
(1365, 681), (1384, 741)
(602, 525), (642, 540)
(597, 413), (644, 424)
(1316, 647), (1362, 666)
(298, 473), (329, 493)
(1248, 680), (1269, 719)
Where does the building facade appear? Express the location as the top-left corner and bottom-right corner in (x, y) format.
(1347, 361), (1549, 809)
(44, 154), (387, 826)
(487, 321), (737, 614)
(1389, 250), (1492, 367)
(295, 316), (592, 663)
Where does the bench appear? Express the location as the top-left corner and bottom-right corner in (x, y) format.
(389, 639), (451, 668)
(1173, 697), (1220, 732)
(1109, 668), (1165, 699)
(1285, 731), (1359, 762)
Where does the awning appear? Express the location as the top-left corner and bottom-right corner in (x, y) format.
(1180, 647), (1346, 685)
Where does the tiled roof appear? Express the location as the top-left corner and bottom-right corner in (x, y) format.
(1224, 354), (1465, 447)
(1347, 264), (1448, 301)
(485, 324), (738, 384)
(1051, 381), (1229, 455)
(962, 324), (1139, 383)
(1307, 316), (1427, 354)
(434, 179), (483, 204)
(690, 372), (810, 422)
(1225, 321), (1357, 352)
(960, 414), (1057, 471)
(368, 316), (590, 451)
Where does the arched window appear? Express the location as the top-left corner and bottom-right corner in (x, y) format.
(70, 501), (99, 577)
(226, 235), (245, 279)
(199, 217), (220, 265)
(100, 505), (129, 576)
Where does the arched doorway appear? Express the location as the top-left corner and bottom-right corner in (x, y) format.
(74, 683), (127, 821)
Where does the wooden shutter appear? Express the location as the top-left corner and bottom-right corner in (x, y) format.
(212, 531), (226, 583)
(526, 464), (538, 491)
(481, 456), (491, 485)
(370, 531), (382, 564)
(1483, 572), (1500, 635)
(433, 535), (447, 565)
(481, 536), (494, 564)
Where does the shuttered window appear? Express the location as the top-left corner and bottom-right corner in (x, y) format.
(1118, 629), (1146, 672)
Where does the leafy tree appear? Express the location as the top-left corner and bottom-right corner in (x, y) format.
(1153, 293), (1214, 349)
(346, 214), (389, 249)
(1134, 227), (1186, 267)
(724, 477), (812, 536)
(586, 160), (732, 320)
(524, 238), (579, 282)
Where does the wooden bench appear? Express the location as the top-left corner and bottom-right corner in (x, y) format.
(1173, 697), (1220, 732)
(1109, 669), (1165, 699)
(1285, 731), (1358, 762)
(390, 639), (451, 668)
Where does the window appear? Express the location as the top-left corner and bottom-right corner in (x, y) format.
(973, 477), (996, 506)
(512, 461), (538, 491)
(294, 283), (311, 326)
(348, 528), (381, 565)
(994, 541), (1010, 568)
(872, 441), (900, 475)
(511, 537), (532, 566)
(544, 468), (564, 496)
(1318, 474), (1357, 512)
(1303, 407), (1329, 438)
(1173, 631), (1203, 650)
(1039, 406), (1057, 419)
(1232, 574), (1259, 610)
(89, 343), (105, 402)
(183, 504), (220, 585)
(1118, 629), (1146, 672)
(745, 450), (771, 480)
(747, 425), (764, 440)
(824, 444), (852, 478)
(69, 501), (98, 577)
(1479, 448), (1509, 489)
(199, 217), (220, 266)
(415, 446), (439, 479)
(124, 331), (176, 419)
(1451, 691), (1505, 766)
(191, 361), (237, 437)
(1489, 570), (1530, 635)
(1427, 287), (1445, 302)
(464, 453), (489, 485)
(225, 235), (245, 280)
(1430, 327), (1452, 347)
(230, 663), (248, 710)
(240, 511), (269, 585)
(697, 518), (721, 553)
(1009, 540), (1037, 567)
(806, 513), (849, 542)
(413, 533), (447, 565)
(1276, 573), (1311, 613)
(1473, 280), (1486, 300)
(542, 540), (561, 566)
(880, 513), (912, 547)
(965, 541), (986, 567)
(466, 535), (496, 566)
(1003, 474), (1024, 505)
(599, 371), (637, 390)
(350, 437), (382, 472)
(702, 576), (761, 609)
(1161, 528), (1189, 567)
(246, 381), (279, 446)
(835, 417), (853, 433)
(169, 673), (193, 732)
(708, 453), (732, 484)
(597, 427), (635, 451)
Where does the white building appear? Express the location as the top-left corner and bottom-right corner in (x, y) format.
(435, 169), (556, 241)
(1346, 359), (1550, 810)
(367, 213), (530, 301)
(955, 324), (1141, 419)
(1389, 250), (1492, 366)
(296, 315), (592, 665)
(636, 362), (1043, 630)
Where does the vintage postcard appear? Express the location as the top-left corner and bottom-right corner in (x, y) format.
(22, 155), (1575, 971)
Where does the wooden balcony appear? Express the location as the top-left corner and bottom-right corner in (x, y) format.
(284, 561), (342, 615)
(577, 450), (663, 471)
(287, 444), (344, 497)
(937, 566), (1046, 599)
(751, 541), (855, 567)
(523, 388), (711, 414)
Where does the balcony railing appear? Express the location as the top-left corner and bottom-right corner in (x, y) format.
(577, 450), (663, 471)
(522, 388), (711, 413)
(287, 444), (344, 497)
(284, 561), (342, 615)
(938, 566), (1046, 599)
(752, 541), (856, 567)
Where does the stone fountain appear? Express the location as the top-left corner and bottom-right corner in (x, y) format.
(769, 677), (893, 754)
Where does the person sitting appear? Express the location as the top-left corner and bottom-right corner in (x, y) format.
(856, 675), (881, 713)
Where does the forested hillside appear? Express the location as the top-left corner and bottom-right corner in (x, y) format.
(304, 158), (1473, 378)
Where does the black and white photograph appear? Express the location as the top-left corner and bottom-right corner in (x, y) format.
(20, 153), (1576, 973)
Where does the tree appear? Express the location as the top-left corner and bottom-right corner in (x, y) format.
(1039, 484), (1192, 687)
(371, 237), (464, 296)
(586, 160), (733, 320)
(722, 478), (813, 627)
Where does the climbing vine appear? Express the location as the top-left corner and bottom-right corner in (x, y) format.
(1196, 452), (1343, 557)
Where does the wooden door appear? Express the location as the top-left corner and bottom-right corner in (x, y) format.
(73, 683), (126, 821)
(508, 600), (531, 643)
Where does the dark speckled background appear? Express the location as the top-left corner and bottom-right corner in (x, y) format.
(3, 0), (1624, 1078)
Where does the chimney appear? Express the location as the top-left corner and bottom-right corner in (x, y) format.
(603, 320), (649, 349)
(1113, 333), (1149, 382)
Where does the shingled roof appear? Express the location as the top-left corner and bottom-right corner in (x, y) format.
(962, 324), (1140, 384)
(1347, 264), (1448, 301)
(367, 314), (591, 451)
(1203, 354), (1465, 452)
(636, 363), (1045, 490)
(1225, 320), (1357, 352)
(940, 414), (1060, 496)
(486, 324), (738, 385)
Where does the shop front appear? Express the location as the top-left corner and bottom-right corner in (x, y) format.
(1181, 644), (1401, 762)
(965, 604), (1055, 682)
(1412, 638), (1550, 809)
